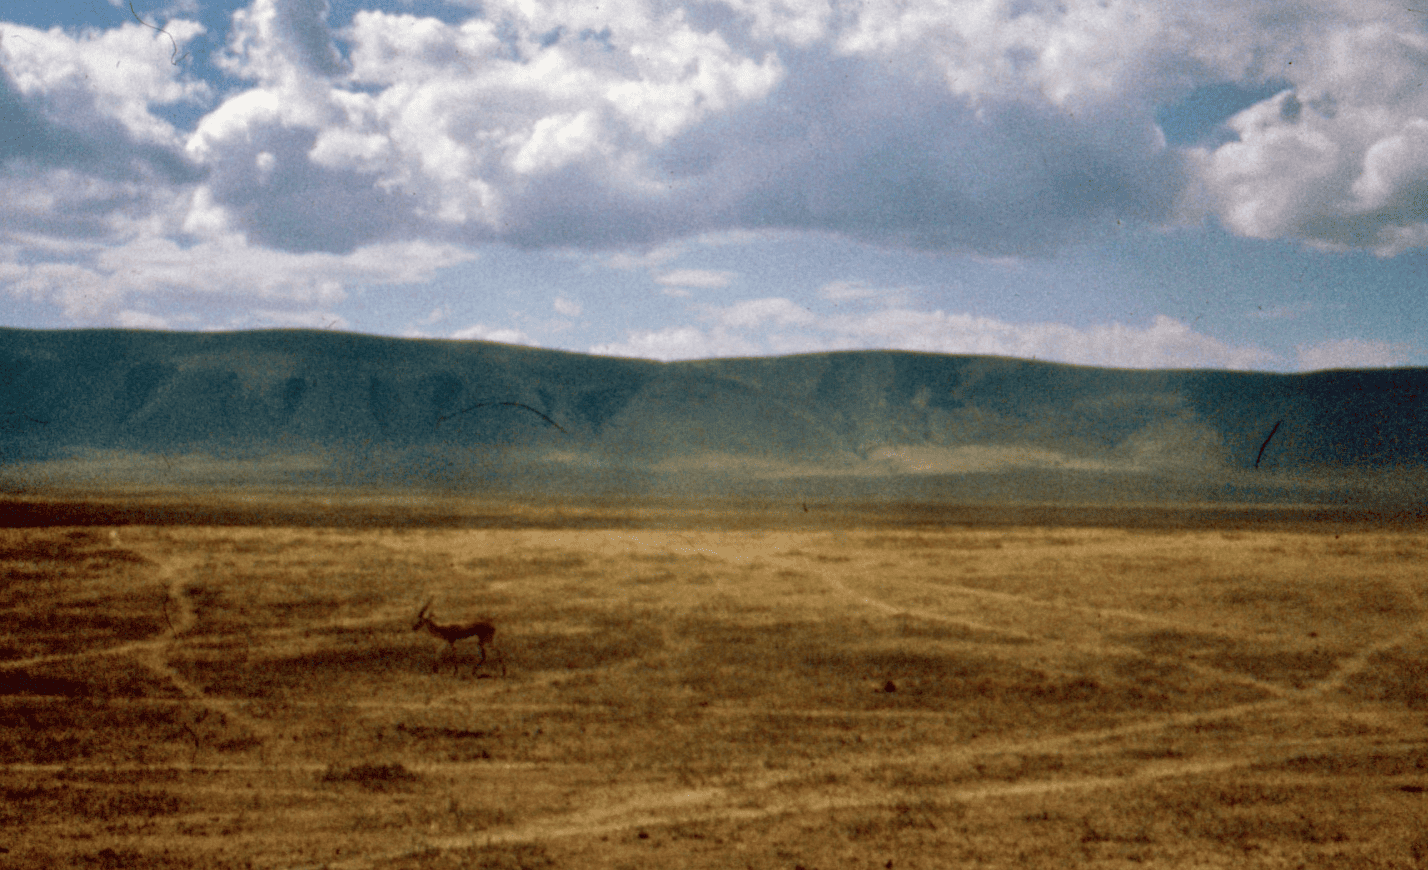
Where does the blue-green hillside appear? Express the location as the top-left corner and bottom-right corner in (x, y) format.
(1, 328), (1424, 506)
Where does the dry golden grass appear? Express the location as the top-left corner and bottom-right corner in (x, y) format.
(1, 497), (1426, 868)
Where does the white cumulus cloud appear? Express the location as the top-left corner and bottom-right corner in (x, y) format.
(592, 298), (1276, 368)
(1196, 22), (1428, 254)
(1295, 338), (1415, 371)
(6, 0), (1428, 262)
(8, 0), (1428, 265)
(591, 325), (759, 359)
(1, 232), (472, 323)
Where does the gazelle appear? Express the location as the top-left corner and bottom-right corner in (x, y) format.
(412, 599), (501, 676)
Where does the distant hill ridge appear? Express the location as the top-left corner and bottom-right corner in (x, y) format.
(1, 328), (1425, 500)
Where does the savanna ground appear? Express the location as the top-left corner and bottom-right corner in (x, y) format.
(2, 494), (1428, 869)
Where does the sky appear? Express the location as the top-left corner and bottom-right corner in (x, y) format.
(0, 0), (1425, 371)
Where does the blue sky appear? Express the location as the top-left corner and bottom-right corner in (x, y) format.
(1, 0), (1425, 370)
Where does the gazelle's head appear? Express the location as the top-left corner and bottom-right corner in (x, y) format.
(413, 599), (433, 631)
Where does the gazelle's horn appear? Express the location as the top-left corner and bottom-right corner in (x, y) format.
(417, 598), (433, 618)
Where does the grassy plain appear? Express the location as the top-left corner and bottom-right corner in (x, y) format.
(1, 495), (1427, 868)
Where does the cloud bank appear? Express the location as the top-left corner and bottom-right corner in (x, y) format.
(7, 0), (1428, 257)
(592, 297), (1277, 369)
(2, 0), (1428, 360)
